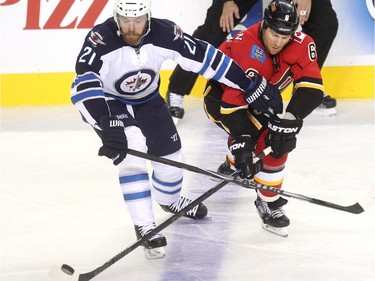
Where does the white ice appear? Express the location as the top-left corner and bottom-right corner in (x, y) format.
(1, 98), (374, 281)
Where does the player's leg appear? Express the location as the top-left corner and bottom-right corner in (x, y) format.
(252, 130), (290, 237)
(217, 127), (291, 237)
(118, 126), (167, 259)
(151, 150), (208, 219)
(204, 82), (291, 236)
(135, 95), (208, 219)
(166, 66), (199, 124)
(303, 0), (339, 116)
(219, 129), (291, 237)
(98, 100), (167, 259)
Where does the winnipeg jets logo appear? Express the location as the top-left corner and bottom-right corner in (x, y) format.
(125, 75), (148, 91)
(173, 25), (184, 41)
(88, 31), (106, 46)
(114, 69), (156, 95)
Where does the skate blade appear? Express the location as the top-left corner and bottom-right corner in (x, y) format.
(261, 223), (288, 238)
(311, 107), (337, 117)
(144, 246), (166, 259)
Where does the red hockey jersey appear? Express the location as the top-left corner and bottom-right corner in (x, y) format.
(219, 22), (324, 115)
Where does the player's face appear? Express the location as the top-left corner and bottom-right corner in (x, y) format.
(262, 28), (292, 55)
(117, 15), (148, 45)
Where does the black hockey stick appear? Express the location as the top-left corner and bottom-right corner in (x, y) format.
(49, 180), (228, 281)
(49, 149), (270, 281)
(126, 148), (373, 215)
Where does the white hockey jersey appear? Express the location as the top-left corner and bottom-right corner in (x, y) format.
(71, 17), (253, 126)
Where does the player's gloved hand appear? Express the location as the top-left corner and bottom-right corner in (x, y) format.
(229, 135), (263, 179)
(267, 114), (303, 158)
(98, 116), (128, 165)
(244, 74), (283, 116)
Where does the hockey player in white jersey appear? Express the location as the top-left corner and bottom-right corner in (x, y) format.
(71, 0), (281, 259)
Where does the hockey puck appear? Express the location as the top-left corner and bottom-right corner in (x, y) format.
(61, 264), (74, 275)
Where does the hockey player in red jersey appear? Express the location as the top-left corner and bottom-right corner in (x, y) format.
(204, 0), (324, 237)
(167, 0), (338, 123)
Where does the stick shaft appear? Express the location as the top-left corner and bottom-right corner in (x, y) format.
(127, 149), (365, 214)
(78, 180), (229, 281)
(77, 149), (270, 280)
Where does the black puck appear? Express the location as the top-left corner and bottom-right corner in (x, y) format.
(61, 264), (74, 275)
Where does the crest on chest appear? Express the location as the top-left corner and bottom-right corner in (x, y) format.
(114, 69), (156, 94)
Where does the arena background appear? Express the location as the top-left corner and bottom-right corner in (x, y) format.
(0, 0), (374, 106)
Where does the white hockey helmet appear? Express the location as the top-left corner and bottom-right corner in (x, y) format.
(114, 0), (151, 37)
(114, 0), (151, 18)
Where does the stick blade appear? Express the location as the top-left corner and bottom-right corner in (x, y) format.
(49, 264), (79, 281)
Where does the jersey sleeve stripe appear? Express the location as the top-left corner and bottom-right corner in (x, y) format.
(71, 72), (104, 104)
(212, 54), (232, 81)
(71, 89), (104, 105)
(198, 44), (216, 76)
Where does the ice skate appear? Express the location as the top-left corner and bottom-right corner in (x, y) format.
(134, 223), (167, 259)
(254, 196), (290, 237)
(160, 196), (208, 219)
(166, 91), (185, 125)
(312, 94), (337, 116)
(217, 159), (235, 175)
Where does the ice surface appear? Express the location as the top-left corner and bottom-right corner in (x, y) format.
(1, 98), (374, 281)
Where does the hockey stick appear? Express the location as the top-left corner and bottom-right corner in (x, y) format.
(49, 181), (228, 281)
(126, 148), (374, 215)
(49, 149), (270, 281)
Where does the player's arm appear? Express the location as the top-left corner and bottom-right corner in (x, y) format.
(268, 72), (323, 158)
(286, 86), (323, 119)
(169, 27), (282, 116)
(287, 35), (324, 119)
(71, 29), (128, 165)
(70, 30), (111, 129)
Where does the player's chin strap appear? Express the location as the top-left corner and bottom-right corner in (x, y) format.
(48, 148), (271, 281)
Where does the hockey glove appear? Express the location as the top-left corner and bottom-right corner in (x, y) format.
(244, 75), (283, 116)
(229, 136), (262, 179)
(98, 116), (128, 165)
(267, 117), (303, 158)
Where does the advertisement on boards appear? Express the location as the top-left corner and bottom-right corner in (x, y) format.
(0, 0), (373, 105)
